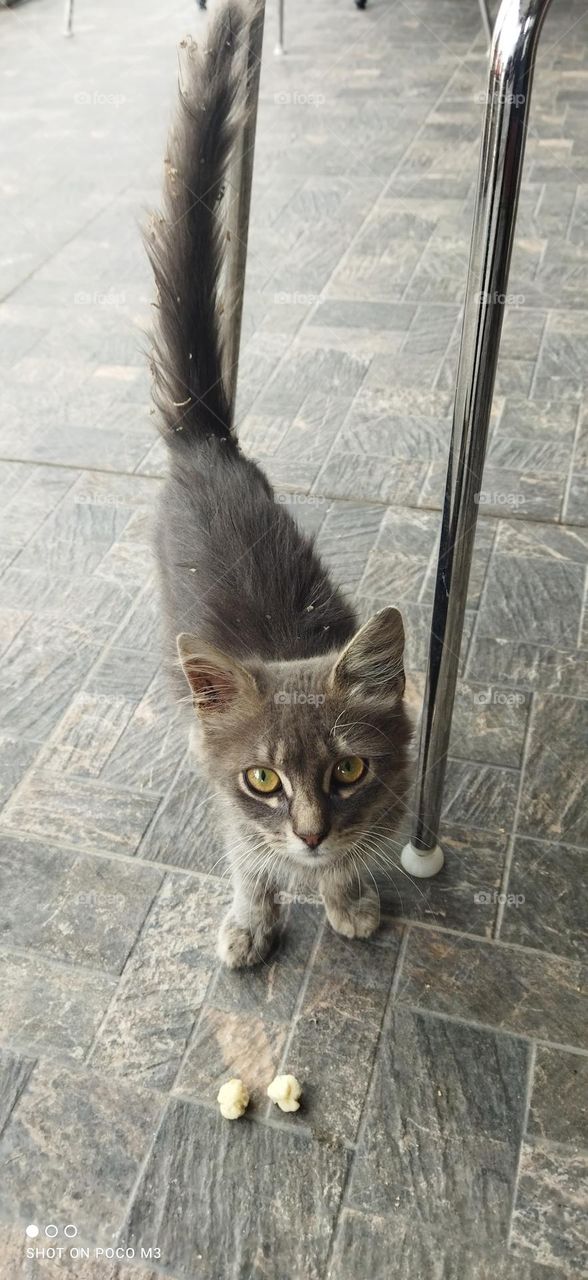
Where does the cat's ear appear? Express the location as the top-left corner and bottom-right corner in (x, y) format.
(177, 634), (259, 718)
(330, 607), (405, 705)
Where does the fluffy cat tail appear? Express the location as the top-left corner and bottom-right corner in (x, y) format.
(145, 4), (249, 446)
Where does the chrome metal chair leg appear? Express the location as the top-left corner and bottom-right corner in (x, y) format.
(63, 0), (74, 36)
(401, 0), (555, 879)
(478, 0), (493, 46)
(275, 0), (285, 56)
(223, 2), (266, 418)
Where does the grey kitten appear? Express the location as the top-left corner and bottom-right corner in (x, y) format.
(146, 2), (413, 968)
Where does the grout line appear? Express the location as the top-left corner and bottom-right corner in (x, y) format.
(507, 1039), (537, 1250)
(347, 925), (409, 1159)
(321, 927), (410, 1279)
(395, 1001), (588, 1057)
(0, 456), (163, 481)
(493, 688), (538, 938)
(402, 914), (585, 962)
(462, 512), (500, 681)
(270, 915), (326, 1094)
(562, 400), (583, 526)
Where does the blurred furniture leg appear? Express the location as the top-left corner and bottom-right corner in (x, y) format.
(224, 1), (266, 417)
(63, 0), (74, 36)
(478, 0), (492, 45)
(275, 0), (285, 55)
(400, 0), (554, 879)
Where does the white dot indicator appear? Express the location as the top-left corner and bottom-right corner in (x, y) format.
(25, 1225), (39, 1239)
(64, 1225), (77, 1238)
(45, 1225), (58, 1238)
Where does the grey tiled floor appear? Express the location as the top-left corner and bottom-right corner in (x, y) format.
(0, 0), (586, 1276)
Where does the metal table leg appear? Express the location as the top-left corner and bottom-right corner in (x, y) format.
(223, 2), (266, 419)
(275, 0), (285, 56)
(400, 0), (554, 880)
(478, 0), (493, 46)
(63, 0), (74, 37)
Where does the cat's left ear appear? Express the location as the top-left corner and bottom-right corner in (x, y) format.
(329, 607), (405, 706)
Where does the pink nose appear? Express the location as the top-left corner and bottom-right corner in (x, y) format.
(296, 832), (323, 849)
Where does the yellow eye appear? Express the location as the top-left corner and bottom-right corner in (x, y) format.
(332, 756), (366, 786)
(245, 766), (282, 795)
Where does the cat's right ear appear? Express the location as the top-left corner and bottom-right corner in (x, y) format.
(176, 635), (259, 719)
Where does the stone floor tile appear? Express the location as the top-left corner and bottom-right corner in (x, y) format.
(120, 1098), (348, 1280)
(136, 760), (223, 873)
(89, 874), (230, 1089)
(0, 837), (162, 973)
(0, 1046), (35, 1139)
(347, 1006), (528, 1241)
(0, 773), (160, 857)
(0, 950), (116, 1060)
(0, 1061), (163, 1242)
(511, 1141), (588, 1274)
(441, 758), (519, 835)
(327, 1211), (561, 1280)
(316, 500), (385, 593)
(528, 1047), (588, 1148)
(397, 929), (587, 1049)
(500, 838), (587, 961)
(517, 695), (587, 847)
(467, 635), (588, 699)
(35, 692), (136, 779)
(102, 670), (186, 796)
(421, 464), (565, 521)
(283, 930), (401, 1144)
(312, 453), (428, 505)
(477, 554), (584, 648)
(212, 904), (322, 1027)
(0, 619), (102, 741)
(175, 1004), (287, 1113)
(379, 825), (508, 937)
(448, 680), (530, 768)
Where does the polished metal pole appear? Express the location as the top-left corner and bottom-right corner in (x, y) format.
(401, 0), (554, 879)
(63, 0), (74, 36)
(275, 0), (285, 56)
(223, 1), (266, 419)
(478, 0), (493, 47)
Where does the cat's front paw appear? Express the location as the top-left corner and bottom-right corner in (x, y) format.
(324, 885), (380, 940)
(217, 912), (276, 969)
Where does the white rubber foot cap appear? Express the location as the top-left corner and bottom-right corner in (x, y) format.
(274, 43), (285, 56)
(400, 840), (444, 879)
